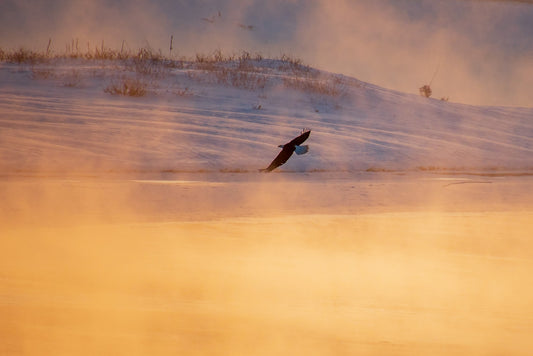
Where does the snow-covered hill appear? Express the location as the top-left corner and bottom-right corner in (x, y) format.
(1, 58), (532, 174)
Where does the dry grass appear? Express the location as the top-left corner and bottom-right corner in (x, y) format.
(277, 54), (313, 75)
(186, 50), (269, 91)
(2, 48), (48, 64)
(104, 78), (147, 97)
(283, 75), (344, 97)
(2, 43), (349, 98)
(185, 50), (318, 91)
(127, 58), (169, 77)
(1, 44), (299, 70)
(1, 44), (306, 75)
(214, 68), (267, 90)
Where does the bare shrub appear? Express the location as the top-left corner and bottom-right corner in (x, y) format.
(419, 84), (432, 98)
(104, 78), (147, 97)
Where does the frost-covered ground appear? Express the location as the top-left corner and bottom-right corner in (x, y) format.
(1, 58), (533, 355)
(1, 58), (533, 173)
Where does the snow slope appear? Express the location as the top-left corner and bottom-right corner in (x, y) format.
(1, 58), (532, 174)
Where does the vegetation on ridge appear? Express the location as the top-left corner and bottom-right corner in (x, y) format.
(1, 43), (348, 98)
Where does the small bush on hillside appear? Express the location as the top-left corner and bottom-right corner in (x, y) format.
(104, 78), (147, 97)
(419, 85), (432, 98)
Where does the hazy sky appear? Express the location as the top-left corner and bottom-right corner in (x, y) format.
(1, 0), (532, 106)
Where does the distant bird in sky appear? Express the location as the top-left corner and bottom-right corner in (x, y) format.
(201, 16), (215, 23)
(238, 23), (255, 31)
(201, 10), (221, 23)
(260, 129), (311, 172)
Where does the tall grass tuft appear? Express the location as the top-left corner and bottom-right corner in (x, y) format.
(3, 48), (47, 64)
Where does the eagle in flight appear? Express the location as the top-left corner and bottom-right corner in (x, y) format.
(260, 129), (311, 172)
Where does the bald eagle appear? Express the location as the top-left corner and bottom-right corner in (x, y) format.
(260, 129), (311, 172)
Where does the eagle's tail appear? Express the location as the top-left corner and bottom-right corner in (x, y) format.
(294, 145), (309, 155)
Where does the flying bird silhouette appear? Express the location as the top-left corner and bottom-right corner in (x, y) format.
(260, 129), (311, 172)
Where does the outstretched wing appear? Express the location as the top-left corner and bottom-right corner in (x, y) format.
(261, 129), (311, 172)
(288, 129), (311, 146)
(261, 145), (294, 172)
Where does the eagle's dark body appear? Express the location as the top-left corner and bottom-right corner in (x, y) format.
(261, 130), (311, 172)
